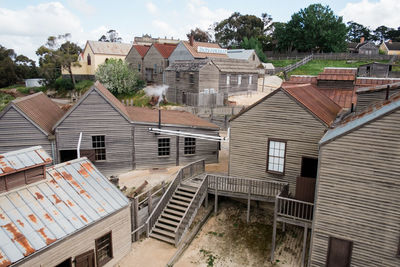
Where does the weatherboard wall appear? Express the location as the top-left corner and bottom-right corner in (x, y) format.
(229, 90), (327, 193)
(310, 109), (400, 267)
(126, 47), (145, 79)
(218, 73), (257, 96)
(143, 45), (169, 84)
(54, 90), (133, 177)
(0, 106), (53, 157)
(356, 87), (400, 112)
(168, 42), (195, 63)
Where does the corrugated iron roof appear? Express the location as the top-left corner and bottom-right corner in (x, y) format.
(317, 73), (355, 81)
(227, 49), (255, 60)
(0, 146), (51, 176)
(5, 92), (65, 135)
(356, 81), (400, 94)
(282, 83), (342, 126)
(182, 41), (228, 59)
(153, 43), (177, 59)
(133, 45), (150, 58)
(385, 41), (400, 51)
(355, 77), (400, 86)
(0, 148), (129, 266)
(323, 67), (358, 74)
(126, 106), (219, 129)
(320, 92), (400, 145)
(211, 58), (259, 74)
(319, 88), (356, 109)
(87, 41), (132, 56)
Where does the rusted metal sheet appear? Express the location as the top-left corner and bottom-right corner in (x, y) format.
(0, 147), (129, 266)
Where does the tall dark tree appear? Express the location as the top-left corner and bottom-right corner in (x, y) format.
(373, 25), (390, 42)
(274, 4), (347, 52)
(347, 21), (372, 42)
(99, 29), (122, 43)
(186, 28), (212, 42)
(14, 55), (39, 80)
(386, 27), (400, 42)
(0, 46), (17, 88)
(213, 12), (273, 49)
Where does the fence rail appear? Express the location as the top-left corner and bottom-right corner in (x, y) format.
(175, 175), (208, 246)
(266, 52), (399, 61)
(276, 195), (314, 222)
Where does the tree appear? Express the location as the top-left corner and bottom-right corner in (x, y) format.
(240, 37), (267, 62)
(386, 27), (400, 42)
(347, 21), (372, 42)
(373, 25), (390, 42)
(99, 30), (122, 42)
(36, 34), (82, 86)
(274, 4), (347, 52)
(95, 59), (143, 96)
(14, 55), (39, 80)
(214, 12), (273, 49)
(186, 28), (212, 42)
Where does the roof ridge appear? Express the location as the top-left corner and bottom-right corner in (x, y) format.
(12, 92), (44, 103)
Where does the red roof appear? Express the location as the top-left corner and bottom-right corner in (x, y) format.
(322, 68), (357, 74)
(153, 43), (177, 58)
(282, 83), (342, 126)
(133, 45), (150, 58)
(317, 73), (355, 81)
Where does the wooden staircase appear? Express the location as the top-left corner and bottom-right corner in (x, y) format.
(150, 184), (198, 244)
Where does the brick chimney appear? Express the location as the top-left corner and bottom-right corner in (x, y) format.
(360, 36), (365, 43)
(389, 39), (393, 44)
(189, 34), (194, 46)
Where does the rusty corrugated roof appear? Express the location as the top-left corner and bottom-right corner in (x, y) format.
(322, 67), (357, 74)
(10, 92), (65, 135)
(0, 146), (51, 176)
(282, 83), (342, 126)
(356, 81), (400, 94)
(87, 41), (132, 56)
(126, 106), (219, 129)
(355, 77), (400, 86)
(182, 41), (228, 59)
(153, 43), (177, 59)
(0, 147), (129, 266)
(317, 73), (355, 81)
(133, 45), (150, 58)
(287, 75), (317, 84)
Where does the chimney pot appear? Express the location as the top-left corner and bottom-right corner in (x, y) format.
(189, 35), (194, 46)
(360, 36), (365, 43)
(389, 39), (393, 43)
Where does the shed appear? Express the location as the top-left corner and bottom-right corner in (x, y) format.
(0, 92), (65, 161)
(0, 146), (131, 267)
(227, 49), (261, 67)
(357, 62), (393, 78)
(229, 84), (342, 198)
(310, 93), (400, 266)
(142, 43), (177, 84)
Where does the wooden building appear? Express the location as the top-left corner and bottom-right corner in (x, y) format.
(168, 38), (228, 63)
(357, 62), (394, 78)
(125, 44), (151, 79)
(0, 92), (65, 161)
(0, 146), (131, 267)
(309, 93), (400, 266)
(53, 81), (219, 176)
(356, 82), (400, 112)
(229, 84), (342, 198)
(379, 41), (400, 55)
(347, 38), (378, 55)
(142, 43), (177, 84)
(62, 40), (132, 81)
(227, 49), (261, 67)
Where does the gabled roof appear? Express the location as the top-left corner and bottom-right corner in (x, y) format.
(320, 92), (400, 145)
(384, 42), (400, 51)
(87, 40), (132, 56)
(181, 41), (228, 59)
(133, 45), (150, 58)
(355, 77), (400, 86)
(126, 106), (219, 129)
(211, 58), (258, 74)
(227, 49), (255, 60)
(0, 148), (129, 266)
(0, 146), (51, 176)
(231, 84), (342, 126)
(153, 43), (177, 58)
(52, 81), (131, 130)
(165, 59), (210, 72)
(0, 92), (65, 135)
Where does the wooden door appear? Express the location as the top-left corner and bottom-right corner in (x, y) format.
(295, 176), (316, 203)
(75, 250), (95, 267)
(326, 237), (353, 267)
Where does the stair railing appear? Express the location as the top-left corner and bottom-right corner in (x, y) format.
(145, 159), (205, 237)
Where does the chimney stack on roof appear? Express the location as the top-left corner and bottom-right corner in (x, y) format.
(360, 36), (365, 43)
(389, 39), (393, 43)
(189, 35), (194, 46)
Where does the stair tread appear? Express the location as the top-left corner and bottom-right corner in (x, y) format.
(170, 199), (190, 206)
(167, 203), (187, 211)
(152, 228), (176, 238)
(160, 213), (181, 222)
(164, 208), (185, 216)
(150, 233), (175, 244)
(172, 194), (192, 202)
(155, 222), (177, 232)
(178, 185), (198, 193)
(175, 190), (195, 197)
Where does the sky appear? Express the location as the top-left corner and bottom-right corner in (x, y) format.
(1, 0), (400, 61)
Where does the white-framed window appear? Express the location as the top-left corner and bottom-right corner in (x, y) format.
(238, 75), (242, 85)
(184, 137), (196, 155)
(267, 139), (286, 174)
(209, 88), (215, 94)
(249, 75), (252, 84)
(203, 89), (209, 94)
(226, 75), (230, 85)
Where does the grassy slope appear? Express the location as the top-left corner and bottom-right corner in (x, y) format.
(268, 59), (299, 67)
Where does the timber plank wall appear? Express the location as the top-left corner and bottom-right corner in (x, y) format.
(356, 87), (400, 112)
(143, 46), (168, 84)
(55, 90), (134, 177)
(218, 73), (257, 96)
(229, 90), (327, 194)
(126, 48), (145, 79)
(310, 109), (400, 267)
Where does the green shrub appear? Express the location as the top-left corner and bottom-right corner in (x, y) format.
(0, 92), (14, 110)
(55, 77), (74, 91)
(75, 80), (94, 92)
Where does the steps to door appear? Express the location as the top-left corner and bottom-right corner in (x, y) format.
(150, 184), (197, 244)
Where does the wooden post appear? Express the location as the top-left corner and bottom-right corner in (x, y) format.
(161, 181), (166, 195)
(204, 193), (208, 208)
(148, 191), (153, 216)
(247, 180), (251, 223)
(214, 177), (218, 215)
(133, 198), (140, 240)
(301, 224), (308, 267)
(282, 222), (286, 232)
(270, 197), (278, 262)
(130, 200), (135, 242)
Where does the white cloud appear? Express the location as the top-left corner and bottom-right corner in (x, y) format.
(340, 0), (400, 29)
(67, 0), (96, 16)
(146, 2), (158, 15)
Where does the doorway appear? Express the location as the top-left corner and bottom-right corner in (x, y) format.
(296, 157), (318, 202)
(59, 150), (77, 163)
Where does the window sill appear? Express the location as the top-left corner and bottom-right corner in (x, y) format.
(267, 170), (285, 176)
(158, 155), (170, 158)
(184, 154), (196, 157)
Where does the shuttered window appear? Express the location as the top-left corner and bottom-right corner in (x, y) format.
(184, 137), (196, 155)
(326, 237), (353, 267)
(92, 135), (106, 161)
(158, 138), (170, 156)
(95, 232), (113, 267)
(267, 139), (286, 174)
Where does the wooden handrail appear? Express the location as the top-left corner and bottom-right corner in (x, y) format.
(276, 195), (314, 222)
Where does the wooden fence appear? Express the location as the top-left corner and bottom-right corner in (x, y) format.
(183, 92), (225, 107)
(266, 51), (399, 61)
